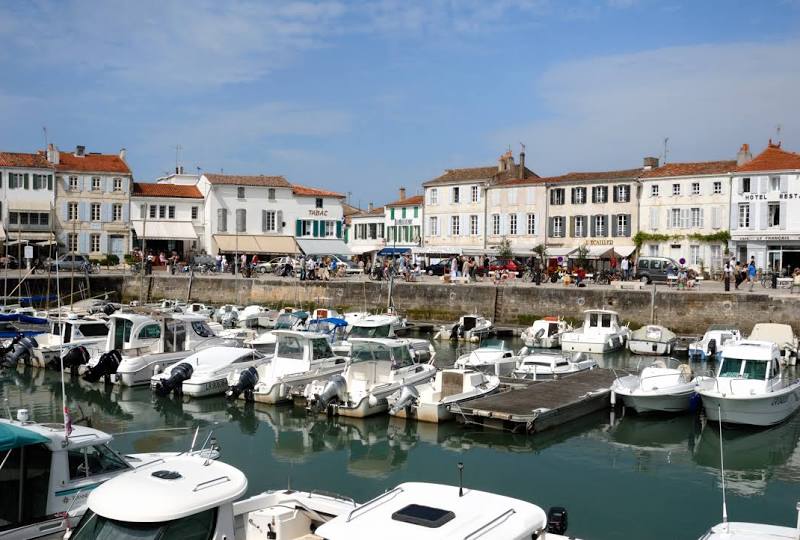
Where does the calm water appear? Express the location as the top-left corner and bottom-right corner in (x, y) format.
(2, 339), (799, 540)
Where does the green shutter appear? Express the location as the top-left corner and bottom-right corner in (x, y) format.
(295, 219), (302, 236)
(402, 207), (406, 218)
(48, 175), (53, 190)
(312, 220), (319, 237)
(336, 220), (342, 238)
(390, 208), (395, 219)
(414, 206), (418, 218)
(23, 173), (29, 189)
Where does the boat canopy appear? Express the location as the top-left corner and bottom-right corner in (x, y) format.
(311, 317), (347, 327)
(0, 423), (49, 451)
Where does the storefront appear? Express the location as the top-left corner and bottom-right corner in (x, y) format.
(133, 221), (198, 260)
(732, 234), (800, 273)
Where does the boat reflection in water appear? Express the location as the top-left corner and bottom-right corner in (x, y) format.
(692, 413), (800, 496)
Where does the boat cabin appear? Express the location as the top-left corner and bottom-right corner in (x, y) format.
(49, 316), (109, 344)
(519, 353), (570, 368)
(105, 313), (218, 356)
(716, 340), (783, 391)
(265, 330), (345, 379)
(306, 317), (348, 343)
(350, 338), (416, 370)
(583, 309), (621, 331)
(348, 314), (404, 339)
(532, 317), (565, 337)
(272, 311), (308, 331)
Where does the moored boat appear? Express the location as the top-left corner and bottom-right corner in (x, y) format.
(688, 325), (742, 362)
(512, 350), (597, 380)
(611, 358), (697, 414)
(561, 309), (630, 354)
(520, 317), (572, 349)
(453, 339), (516, 376)
(435, 314), (493, 342)
(627, 325), (677, 356)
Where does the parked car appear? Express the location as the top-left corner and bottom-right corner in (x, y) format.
(49, 254), (95, 273)
(330, 254), (363, 275)
(426, 259), (451, 276)
(0, 254), (19, 269)
(635, 256), (679, 284)
(477, 258), (520, 276)
(254, 257), (283, 273)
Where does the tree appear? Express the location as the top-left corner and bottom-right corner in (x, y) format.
(575, 244), (588, 269)
(532, 243), (547, 264)
(497, 237), (513, 259)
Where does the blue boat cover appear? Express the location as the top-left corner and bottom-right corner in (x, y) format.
(0, 423), (49, 451)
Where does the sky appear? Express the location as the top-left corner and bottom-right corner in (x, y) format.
(1, 0), (799, 208)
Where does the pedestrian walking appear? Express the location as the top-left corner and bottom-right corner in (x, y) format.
(450, 257), (458, 282)
(748, 258), (757, 291)
(299, 255), (306, 280)
(723, 260), (732, 292)
(734, 261), (742, 289)
(620, 257), (629, 281)
(462, 256), (470, 284)
(215, 253), (222, 272)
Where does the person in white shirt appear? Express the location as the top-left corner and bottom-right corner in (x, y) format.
(620, 257), (630, 281)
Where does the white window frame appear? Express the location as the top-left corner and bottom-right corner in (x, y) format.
(429, 216), (438, 236)
(574, 187), (586, 204)
(691, 208), (702, 228)
(768, 202), (780, 228)
(616, 214), (628, 235)
(91, 177), (102, 191)
(452, 187), (460, 203)
(191, 206), (198, 220)
(113, 177), (123, 191)
(470, 215), (479, 235)
(690, 245), (700, 265)
(68, 202), (78, 221)
(670, 208), (680, 228)
(509, 214), (517, 235)
(770, 176), (781, 192)
(90, 203), (101, 222)
(691, 182), (700, 195)
(738, 203), (750, 228)
(69, 176), (79, 191)
(428, 188), (438, 205)
(268, 188), (276, 201)
(616, 185), (630, 202)
(672, 183), (681, 196)
(594, 215), (606, 236)
(651, 184), (659, 197)
(112, 204), (122, 222)
(68, 233), (78, 253)
(90, 234), (101, 253)
(265, 210), (276, 232)
(713, 181), (722, 194)
(552, 216), (564, 237)
(575, 216), (585, 237)
(491, 214), (500, 235)
(471, 185), (479, 203)
(450, 215), (460, 236)
(526, 213), (535, 235)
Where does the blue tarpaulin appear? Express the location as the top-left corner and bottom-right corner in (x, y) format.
(0, 423), (49, 451)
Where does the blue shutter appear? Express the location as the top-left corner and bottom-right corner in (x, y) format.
(84, 177), (91, 192)
(61, 201), (68, 221)
(122, 203), (129, 223)
(100, 203), (109, 222)
(79, 202), (88, 221)
(79, 232), (89, 254)
(336, 220), (342, 238)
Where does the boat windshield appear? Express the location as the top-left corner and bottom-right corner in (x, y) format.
(71, 508), (217, 540)
(273, 314), (294, 329)
(351, 341), (393, 362)
(350, 324), (391, 338)
(718, 357), (768, 380)
(276, 335), (305, 360)
(479, 339), (506, 350)
(718, 358), (742, 377)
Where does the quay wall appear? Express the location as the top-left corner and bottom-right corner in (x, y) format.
(6, 274), (800, 335)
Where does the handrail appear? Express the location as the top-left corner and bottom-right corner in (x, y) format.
(309, 489), (356, 505)
(193, 475), (230, 492)
(463, 508), (516, 539)
(346, 486), (403, 522)
(133, 457), (165, 471)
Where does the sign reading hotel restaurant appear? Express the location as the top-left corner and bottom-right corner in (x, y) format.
(743, 193), (800, 200)
(308, 209), (329, 217)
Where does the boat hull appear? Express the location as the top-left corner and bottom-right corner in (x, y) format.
(627, 339), (674, 356)
(699, 385), (800, 427)
(182, 377), (230, 397)
(562, 335), (625, 354)
(617, 389), (695, 414)
(249, 365), (347, 404)
(392, 401), (452, 423)
(112, 351), (194, 386)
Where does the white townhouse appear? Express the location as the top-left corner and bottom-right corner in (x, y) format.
(384, 188), (423, 252)
(347, 204), (385, 257)
(730, 141), (800, 272)
(638, 158), (736, 271)
(485, 176), (546, 255)
(0, 151), (56, 257)
(50, 145), (132, 259)
(421, 150), (537, 256)
(198, 173), (347, 258)
(543, 165), (642, 262)
(131, 180), (205, 258)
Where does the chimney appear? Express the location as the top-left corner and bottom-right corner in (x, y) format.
(768, 138), (781, 149)
(368, 202), (374, 212)
(75, 145), (85, 157)
(498, 155), (505, 172)
(642, 156), (659, 170)
(46, 143), (59, 165)
(736, 143), (753, 166)
(119, 148), (127, 162)
(399, 187), (406, 201)
(519, 151), (526, 179)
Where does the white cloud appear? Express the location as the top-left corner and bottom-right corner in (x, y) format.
(492, 40), (800, 175)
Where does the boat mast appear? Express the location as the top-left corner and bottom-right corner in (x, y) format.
(718, 405), (728, 529)
(55, 242), (70, 442)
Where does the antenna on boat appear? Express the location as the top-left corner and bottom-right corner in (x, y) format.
(189, 426), (199, 453)
(458, 462), (464, 497)
(718, 405), (728, 528)
(3, 398), (10, 420)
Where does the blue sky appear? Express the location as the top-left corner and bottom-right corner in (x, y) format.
(1, 0), (799, 208)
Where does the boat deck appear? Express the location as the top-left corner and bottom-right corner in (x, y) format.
(452, 368), (622, 434)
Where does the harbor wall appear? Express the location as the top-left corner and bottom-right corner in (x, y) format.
(6, 274), (800, 335)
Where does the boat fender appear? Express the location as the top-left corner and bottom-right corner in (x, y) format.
(368, 393), (380, 407)
(83, 350), (122, 383)
(610, 390), (616, 406)
(389, 385), (419, 415)
(1, 335), (38, 368)
(534, 327), (545, 341)
(154, 362), (194, 397)
(546, 507), (568, 535)
(573, 352), (587, 363)
(226, 366), (259, 401)
(60, 346), (91, 373)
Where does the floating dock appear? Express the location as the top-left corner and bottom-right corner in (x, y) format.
(451, 368), (621, 434)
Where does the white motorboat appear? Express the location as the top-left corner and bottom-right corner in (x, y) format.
(304, 338), (436, 418)
(749, 322), (798, 366)
(697, 340), (800, 426)
(561, 309), (630, 354)
(453, 339), (516, 376)
(78, 312), (241, 386)
(387, 368), (500, 423)
(520, 317), (573, 348)
(699, 518), (800, 540)
(184, 302), (214, 317)
(214, 304), (242, 327)
(237, 305), (270, 329)
(305, 317), (349, 344)
(435, 314), (493, 342)
(689, 325), (742, 362)
(332, 313), (433, 363)
(151, 347), (268, 398)
(244, 331), (278, 355)
(512, 350), (597, 380)
(316, 478), (576, 540)
(68, 455), (356, 540)
(227, 330), (348, 404)
(611, 358), (697, 413)
(27, 314), (110, 369)
(627, 325), (677, 356)
(154, 298), (185, 313)
(0, 410), (218, 540)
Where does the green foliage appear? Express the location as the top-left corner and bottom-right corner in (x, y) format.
(634, 230), (731, 249)
(575, 245), (589, 268)
(105, 254), (120, 266)
(531, 243), (547, 263)
(686, 230), (731, 243)
(633, 231), (672, 249)
(497, 237), (513, 259)
(124, 254), (136, 266)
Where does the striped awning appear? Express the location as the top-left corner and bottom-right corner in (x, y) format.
(213, 234), (299, 255)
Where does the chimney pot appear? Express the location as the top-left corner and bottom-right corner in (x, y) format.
(46, 143), (59, 165)
(519, 151), (526, 179)
(399, 187), (406, 201)
(642, 156), (659, 170)
(368, 202), (374, 212)
(75, 145), (85, 157)
(119, 148), (127, 162)
(737, 143), (753, 166)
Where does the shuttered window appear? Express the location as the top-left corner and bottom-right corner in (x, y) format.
(236, 209), (246, 233)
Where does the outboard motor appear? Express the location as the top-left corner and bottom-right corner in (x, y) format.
(153, 362), (194, 397)
(388, 385), (419, 416)
(102, 303), (118, 316)
(221, 312), (238, 329)
(0, 334), (24, 365)
(1, 335), (38, 368)
(313, 374), (347, 412)
(83, 350), (122, 383)
(226, 366), (259, 401)
(546, 507), (568, 535)
(60, 346), (91, 374)
(533, 327), (545, 341)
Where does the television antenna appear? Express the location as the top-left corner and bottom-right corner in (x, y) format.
(663, 137), (669, 164)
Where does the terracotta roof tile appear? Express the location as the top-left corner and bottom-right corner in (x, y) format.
(204, 173), (290, 187)
(540, 168), (642, 184)
(640, 160), (736, 178)
(385, 194), (423, 207)
(736, 142), (800, 173)
(351, 206), (385, 218)
(56, 151), (131, 174)
(291, 184), (345, 198)
(132, 182), (203, 199)
(0, 152), (52, 169)
(422, 166), (499, 187)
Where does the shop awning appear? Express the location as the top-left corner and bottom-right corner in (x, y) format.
(615, 245), (637, 257)
(412, 246), (463, 255)
(546, 247), (577, 258)
(570, 246), (616, 259)
(348, 243), (383, 255)
(378, 247), (411, 256)
(296, 238), (349, 256)
(8, 201), (52, 211)
(213, 234), (299, 255)
(6, 232), (54, 242)
(133, 221), (197, 240)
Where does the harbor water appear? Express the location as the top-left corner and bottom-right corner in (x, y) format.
(1, 338), (798, 539)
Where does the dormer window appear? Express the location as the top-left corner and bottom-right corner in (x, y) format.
(237, 187), (245, 199)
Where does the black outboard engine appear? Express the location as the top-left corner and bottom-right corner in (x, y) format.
(707, 338), (717, 359)
(226, 366), (259, 401)
(83, 350), (122, 383)
(60, 346), (91, 374)
(546, 507), (568, 535)
(0, 334), (24, 365)
(102, 303), (118, 316)
(1, 335), (38, 368)
(449, 324), (460, 341)
(153, 362), (194, 397)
